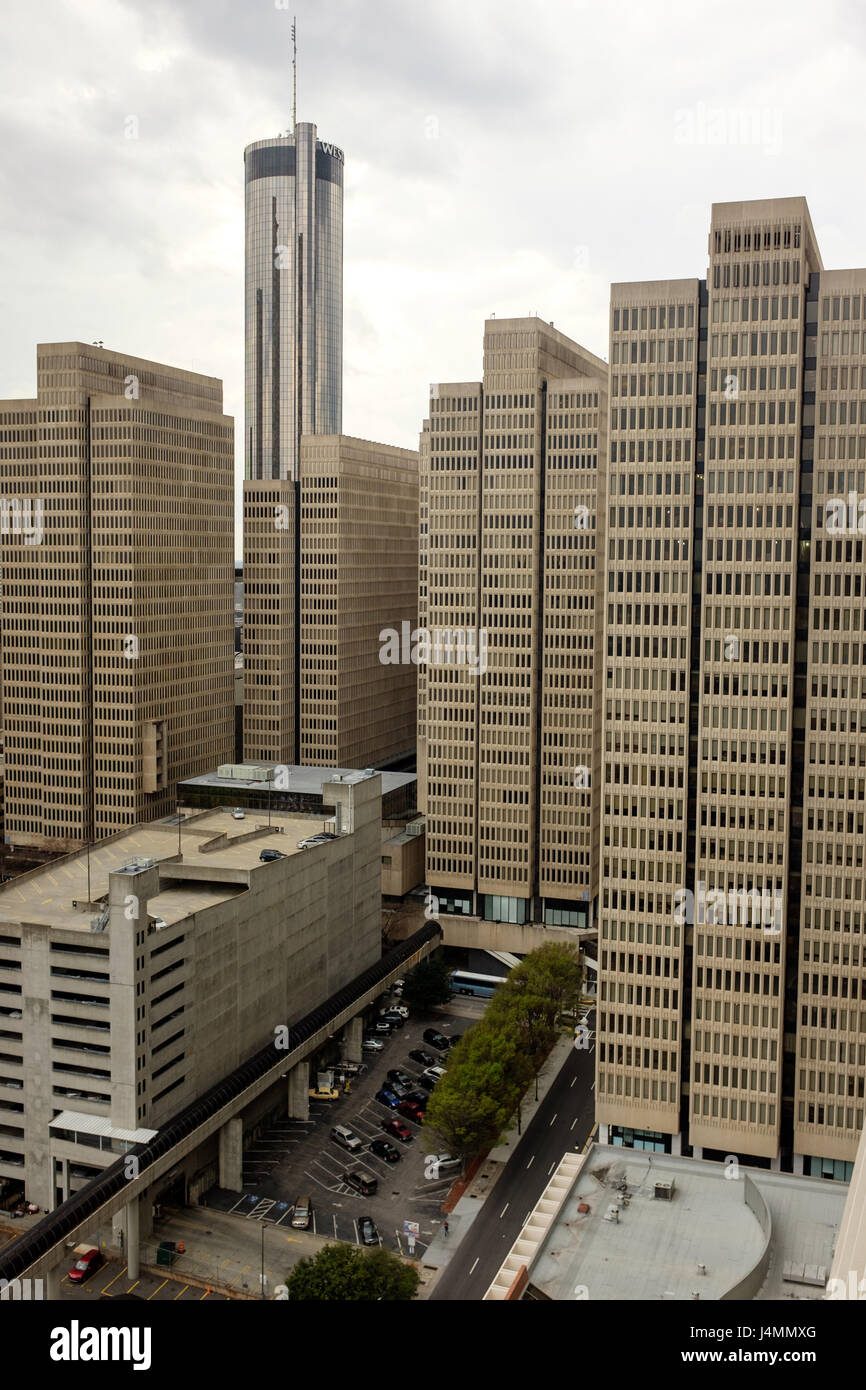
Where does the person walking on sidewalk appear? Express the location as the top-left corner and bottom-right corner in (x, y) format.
(443, 1220), (449, 1236)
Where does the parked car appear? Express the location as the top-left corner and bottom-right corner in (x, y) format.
(230, 808), (245, 820)
(422, 1065), (447, 1084)
(381, 1118), (413, 1143)
(67, 1248), (104, 1284)
(379, 1010), (405, 1029)
(375, 1087), (400, 1109)
(259, 849), (285, 863)
(386, 1069), (413, 1088)
(405, 1090), (429, 1109)
(397, 1100), (424, 1124)
(426, 1154), (462, 1178)
(408, 1049), (434, 1068)
(392, 978), (405, 994)
(384, 1003), (409, 1019)
(309, 1084), (340, 1101)
(291, 1196), (312, 1230)
(423, 1028), (450, 1051)
(369, 1139), (400, 1164)
(331, 1125), (363, 1153)
(387, 1081), (412, 1100)
(358, 1217), (380, 1246)
(343, 1171), (378, 1196)
(362, 1036), (384, 1052)
(414, 1074), (436, 1093)
(448, 1034), (463, 1047)
(371, 1020), (393, 1035)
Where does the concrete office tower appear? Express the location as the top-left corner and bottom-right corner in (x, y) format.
(0, 343), (235, 857)
(243, 435), (419, 768)
(245, 124), (343, 481)
(418, 318), (607, 931)
(596, 196), (866, 1177)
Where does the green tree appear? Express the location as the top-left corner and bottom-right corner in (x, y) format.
(422, 942), (585, 1160)
(400, 952), (452, 1012)
(284, 1243), (419, 1301)
(423, 1023), (534, 1160)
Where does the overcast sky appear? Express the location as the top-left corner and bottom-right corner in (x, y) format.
(2, 0), (865, 556)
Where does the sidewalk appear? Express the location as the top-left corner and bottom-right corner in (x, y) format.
(420, 1030), (577, 1280)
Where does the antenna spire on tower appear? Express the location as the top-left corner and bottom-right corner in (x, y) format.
(292, 16), (297, 134)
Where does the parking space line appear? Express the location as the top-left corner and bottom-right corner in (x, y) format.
(148, 1279), (169, 1300)
(173, 1285), (189, 1300)
(99, 1265), (129, 1295)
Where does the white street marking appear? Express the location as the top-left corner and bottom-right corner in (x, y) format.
(469, 1258), (479, 1275)
(499, 1203), (509, 1218)
(526, 1155), (535, 1169)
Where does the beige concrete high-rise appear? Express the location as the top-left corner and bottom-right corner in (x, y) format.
(0, 343), (235, 856)
(596, 196), (866, 1179)
(243, 434), (418, 769)
(418, 317), (607, 929)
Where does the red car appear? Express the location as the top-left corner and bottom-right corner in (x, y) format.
(397, 1101), (424, 1125)
(381, 1118), (413, 1143)
(68, 1248), (104, 1284)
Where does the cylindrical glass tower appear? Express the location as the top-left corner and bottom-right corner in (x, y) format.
(244, 122), (344, 481)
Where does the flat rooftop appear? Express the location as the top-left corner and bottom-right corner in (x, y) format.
(530, 1146), (847, 1301)
(0, 806), (348, 933)
(179, 763), (415, 797)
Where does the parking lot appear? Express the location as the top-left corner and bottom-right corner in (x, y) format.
(205, 1000), (481, 1260)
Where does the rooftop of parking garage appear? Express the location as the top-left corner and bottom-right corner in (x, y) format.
(0, 805), (354, 932)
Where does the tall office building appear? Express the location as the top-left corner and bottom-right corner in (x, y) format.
(243, 124), (419, 769)
(596, 197), (866, 1177)
(0, 342), (235, 856)
(244, 434), (418, 768)
(245, 124), (343, 482)
(418, 317), (607, 929)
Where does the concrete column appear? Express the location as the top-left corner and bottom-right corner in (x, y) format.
(288, 1061), (310, 1120)
(771, 1153), (781, 1172)
(126, 1197), (140, 1282)
(691, 1145), (703, 1161)
(598, 1123), (609, 1144)
(670, 1132), (682, 1156)
(46, 1262), (62, 1301)
(343, 1016), (363, 1063)
(792, 1152), (804, 1176)
(219, 1117), (244, 1191)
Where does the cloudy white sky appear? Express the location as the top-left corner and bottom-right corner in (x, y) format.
(2, 0), (865, 556)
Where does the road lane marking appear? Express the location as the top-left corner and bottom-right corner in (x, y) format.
(570, 1077), (576, 1088)
(469, 1258), (479, 1275)
(526, 1154), (535, 1169)
(549, 1113), (558, 1126)
(570, 1118), (578, 1131)
(548, 1161), (556, 1175)
(499, 1203), (509, 1218)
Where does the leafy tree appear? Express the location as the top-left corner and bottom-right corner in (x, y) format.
(422, 942), (585, 1161)
(400, 952), (452, 1011)
(285, 1243), (419, 1301)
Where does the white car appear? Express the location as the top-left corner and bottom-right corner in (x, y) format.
(422, 1065), (447, 1083)
(362, 1037), (385, 1053)
(381, 1003), (409, 1020)
(231, 807), (245, 820)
